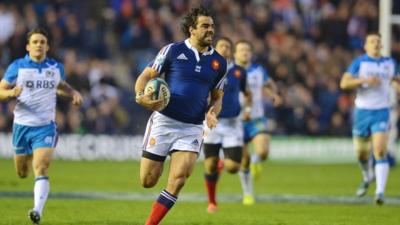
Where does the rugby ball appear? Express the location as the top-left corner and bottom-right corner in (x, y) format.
(144, 78), (170, 110)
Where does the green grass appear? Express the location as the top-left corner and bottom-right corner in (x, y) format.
(0, 159), (400, 225)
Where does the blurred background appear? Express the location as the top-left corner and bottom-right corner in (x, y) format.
(0, 0), (399, 137)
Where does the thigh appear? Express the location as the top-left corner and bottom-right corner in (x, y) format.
(252, 133), (270, 154)
(32, 148), (54, 176)
(12, 124), (31, 155)
(371, 132), (389, 154)
(353, 136), (371, 159)
(168, 151), (198, 178)
(31, 123), (58, 150)
(14, 154), (33, 171)
(140, 157), (164, 181)
(33, 148), (54, 165)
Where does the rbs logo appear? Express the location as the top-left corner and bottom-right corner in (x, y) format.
(25, 80), (56, 89)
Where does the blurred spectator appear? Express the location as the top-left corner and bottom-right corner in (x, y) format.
(0, 0), (398, 137)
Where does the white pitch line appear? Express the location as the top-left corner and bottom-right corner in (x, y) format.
(1, 191), (399, 205)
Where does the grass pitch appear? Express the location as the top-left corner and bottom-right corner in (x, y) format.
(0, 159), (399, 225)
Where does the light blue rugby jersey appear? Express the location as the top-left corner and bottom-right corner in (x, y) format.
(246, 63), (269, 119)
(346, 54), (398, 109)
(2, 55), (65, 126)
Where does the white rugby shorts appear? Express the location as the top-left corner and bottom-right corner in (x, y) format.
(203, 117), (243, 148)
(142, 112), (204, 158)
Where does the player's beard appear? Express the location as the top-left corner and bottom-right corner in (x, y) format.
(199, 32), (214, 47)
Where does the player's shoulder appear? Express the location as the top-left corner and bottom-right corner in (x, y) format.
(233, 63), (247, 74)
(164, 41), (183, 54)
(8, 57), (30, 69)
(210, 50), (227, 69)
(44, 57), (64, 69)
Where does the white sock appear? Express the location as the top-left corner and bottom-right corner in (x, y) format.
(359, 160), (370, 182)
(34, 176), (50, 216)
(375, 160), (389, 195)
(239, 170), (253, 196)
(251, 154), (261, 164)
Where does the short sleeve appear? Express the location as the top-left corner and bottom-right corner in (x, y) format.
(57, 63), (65, 81)
(2, 60), (19, 85)
(392, 58), (399, 77)
(262, 67), (269, 83)
(346, 58), (361, 77)
(148, 43), (174, 74)
(213, 59), (228, 90)
(240, 68), (247, 92)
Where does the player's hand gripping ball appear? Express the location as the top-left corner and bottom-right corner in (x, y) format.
(144, 78), (171, 111)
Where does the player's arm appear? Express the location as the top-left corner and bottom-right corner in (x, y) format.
(206, 89), (224, 129)
(391, 78), (400, 93)
(240, 71), (252, 120)
(263, 78), (281, 106)
(134, 67), (164, 111)
(0, 80), (22, 101)
(340, 72), (380, 90)
(57, 81), (83, 106)
(134, 44), (172, 111)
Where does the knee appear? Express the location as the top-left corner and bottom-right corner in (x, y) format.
(373, 150), (386, 160)
(226, 164), (240, 174)
(140, 175), (159, 188)
(17, 170), (28, 179)
(33, 163), (49, 176)
(259, 151), (268, 161)
(225, 160), (240, 174)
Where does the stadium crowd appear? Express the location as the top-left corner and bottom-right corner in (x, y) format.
(0, 0), (399, 136)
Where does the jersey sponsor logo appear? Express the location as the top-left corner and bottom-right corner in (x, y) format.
(211, 60), (220, 70)
(195, 65), (201, 73)
(234, 69), (241, 78)
(24, 80), (56, 90)
(177, 53), (188, 60)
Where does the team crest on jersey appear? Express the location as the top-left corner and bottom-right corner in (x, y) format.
(234, 69), (241, 78)
(45, 70), (55, 78)
(211, 60), (220, 70)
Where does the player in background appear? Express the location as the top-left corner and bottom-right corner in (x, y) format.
(234, 40), (282, 205)
(387, 87), (397, 167)
(340, 32), (400, 205)
(134, 7), (227, 225)
(0, 28), (83, 224)
(203, 37), (251, 213)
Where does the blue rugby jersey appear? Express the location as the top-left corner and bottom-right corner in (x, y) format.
(346, 54), (398, 109)
(2, 55), (65, 126)
(148, 39), (227, 124)
(219, 62), (247, 118)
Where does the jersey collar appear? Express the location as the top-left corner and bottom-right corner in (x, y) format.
(24, 54), (49, 65)
(184, 39), (214, 62)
